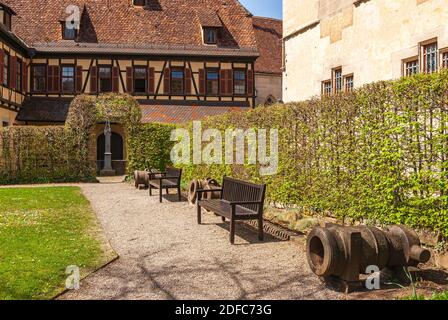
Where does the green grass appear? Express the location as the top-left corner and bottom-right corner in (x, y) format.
(0, 187), (106, 300)
(403, 291), (448, 300)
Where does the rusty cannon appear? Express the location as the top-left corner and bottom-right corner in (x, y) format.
(306, 224), (430, 287)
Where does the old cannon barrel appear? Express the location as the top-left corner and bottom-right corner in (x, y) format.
(306, 224), (430, 282)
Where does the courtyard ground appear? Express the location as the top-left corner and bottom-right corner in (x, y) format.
(59, 181), (343, 300)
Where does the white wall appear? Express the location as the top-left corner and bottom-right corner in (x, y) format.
(283, 0), (448, 102)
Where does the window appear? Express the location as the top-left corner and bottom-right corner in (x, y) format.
(423, 42), (438, 73)
(62, 22), (78, 40)
(2, 11), (11, 31)
(31, 65), (46, 92)
(204, 28), (218, 44)
(61, 65), (75, 93)
(16, 58), (22, 91)
(133, 67), (147, 94)
(133, 0), (146, 6)
(322, 80), (332, 95)
(1, 121), (8, 127)
(442, 52), (448, 69)
(98, 66), (112, 92)
(405, 59), (419, 76)
(233, 70), (246, 95)
(3, 51), (9, 87)
(206, 69), (219, 95)
(344, 75), (354, 92)
(170, 68), (184, 94)
(333, 68), (343, 93)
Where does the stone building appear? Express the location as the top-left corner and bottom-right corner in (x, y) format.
(252, 16), (283, 105)
(283, 0), (448, 102)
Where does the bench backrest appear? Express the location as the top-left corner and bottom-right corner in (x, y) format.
(221, 177), (266, 213)
(166, 167), (182, 184)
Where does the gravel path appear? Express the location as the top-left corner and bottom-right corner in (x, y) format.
(59, 182), (343, 300)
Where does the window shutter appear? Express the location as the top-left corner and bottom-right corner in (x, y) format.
(220, 69), (227, 95)
(247, 69), (254, 96)
(90, 66), (97, 93)
(22, 61), (27, 93)
(53, 65), (60, 93)
(112, 66), (119, 93)
(9, 56), (16, 89)
(126, 67), (133, 93)
(163, 68), (170, 94)
(147, 67), (155, 94)
(198, 69), (205, 95)
(226, 70), (233, 95)
(75, 66), (83, 93)
(0, 51), (4, 84)
(185, 68), (192, 94)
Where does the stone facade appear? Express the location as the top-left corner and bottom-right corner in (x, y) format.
(255, 73), (282, 105)
(283, 0), (448, 102)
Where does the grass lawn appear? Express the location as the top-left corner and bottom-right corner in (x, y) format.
(0, 186), (115, 300)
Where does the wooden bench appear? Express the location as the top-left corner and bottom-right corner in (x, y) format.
(149, 167), (182, 203)
(196, 177), (266, 244)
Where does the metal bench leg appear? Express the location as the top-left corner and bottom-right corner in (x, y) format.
(149, 185), (152, 196)
(178, 186), (181, 201)
(197, 204), (202, 224)
(159, 186), (163, 203)
(258, 217), (264, 241)
(230, 218), (235, 244)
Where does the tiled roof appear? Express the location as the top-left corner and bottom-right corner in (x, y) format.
(2, 0), (258, 55)
(139, 100), (249, 124)
(16, 97), (72, 123)
(15, 97), (249, 124)
(252, 16), (283, 75)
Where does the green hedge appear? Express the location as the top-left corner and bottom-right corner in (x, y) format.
(127, 123), (176, 174)
(0, 126), (96, 184)
(174, 71), (448, 236)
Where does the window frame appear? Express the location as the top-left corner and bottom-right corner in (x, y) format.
(203, 28), (218, 45)
(344, 74), (354, 92)
(421, 40), (438, 74)
(60, 64), (76, 93)
(403, 56), (419, 77)
(170, 67), (185, 95)
(205, 68), (220, 96)
(61, 22), (78, 40)
(133, 66), (148, 94)
(441, 49), (448, 69)
(98, 65), (113, 93)
(332, 67), (343, 93)
(321, 80), (332, 96)
(31, 64), (47, 93)
(233, 69), (246, 96)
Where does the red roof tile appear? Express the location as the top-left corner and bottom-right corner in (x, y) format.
(252, 16), (282, 75)
(2, 0), (258, 55)
(140, 101), (249, 124)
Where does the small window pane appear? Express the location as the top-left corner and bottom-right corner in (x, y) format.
(345, 76), (354, 92)
(233, 70), (246, 95)
(423, 43), (438, 73)
(443, 52), (448, 69)
(334, 69), (342, 93)
(62, 66), (75, 92)
(204, 28), (218, 44)
(170, 69), (184, 94)
(206, 70), (219, 95)
(322, 81), (332, 95)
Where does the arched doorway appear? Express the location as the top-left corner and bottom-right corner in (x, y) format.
(97, 132), (124, 175)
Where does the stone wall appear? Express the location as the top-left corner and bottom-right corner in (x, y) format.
(255, 73), (283, 105)
(283, 0), (448, 101)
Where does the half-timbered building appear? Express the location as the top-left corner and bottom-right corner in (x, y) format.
(0, 0), (284, 174)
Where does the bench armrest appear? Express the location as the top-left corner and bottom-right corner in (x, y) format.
(229, 201), (262, 205)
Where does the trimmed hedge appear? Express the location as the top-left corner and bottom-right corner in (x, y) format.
(0, 126), (96, 184)
(127, 123), (176, 174)
(175, 71), (448, 237)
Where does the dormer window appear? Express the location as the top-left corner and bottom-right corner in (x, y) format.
(62, 22), (78, 40)
(133, 0), (146, 6)
(204, 28), (218, 45)
(0, 4), (16, 31)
